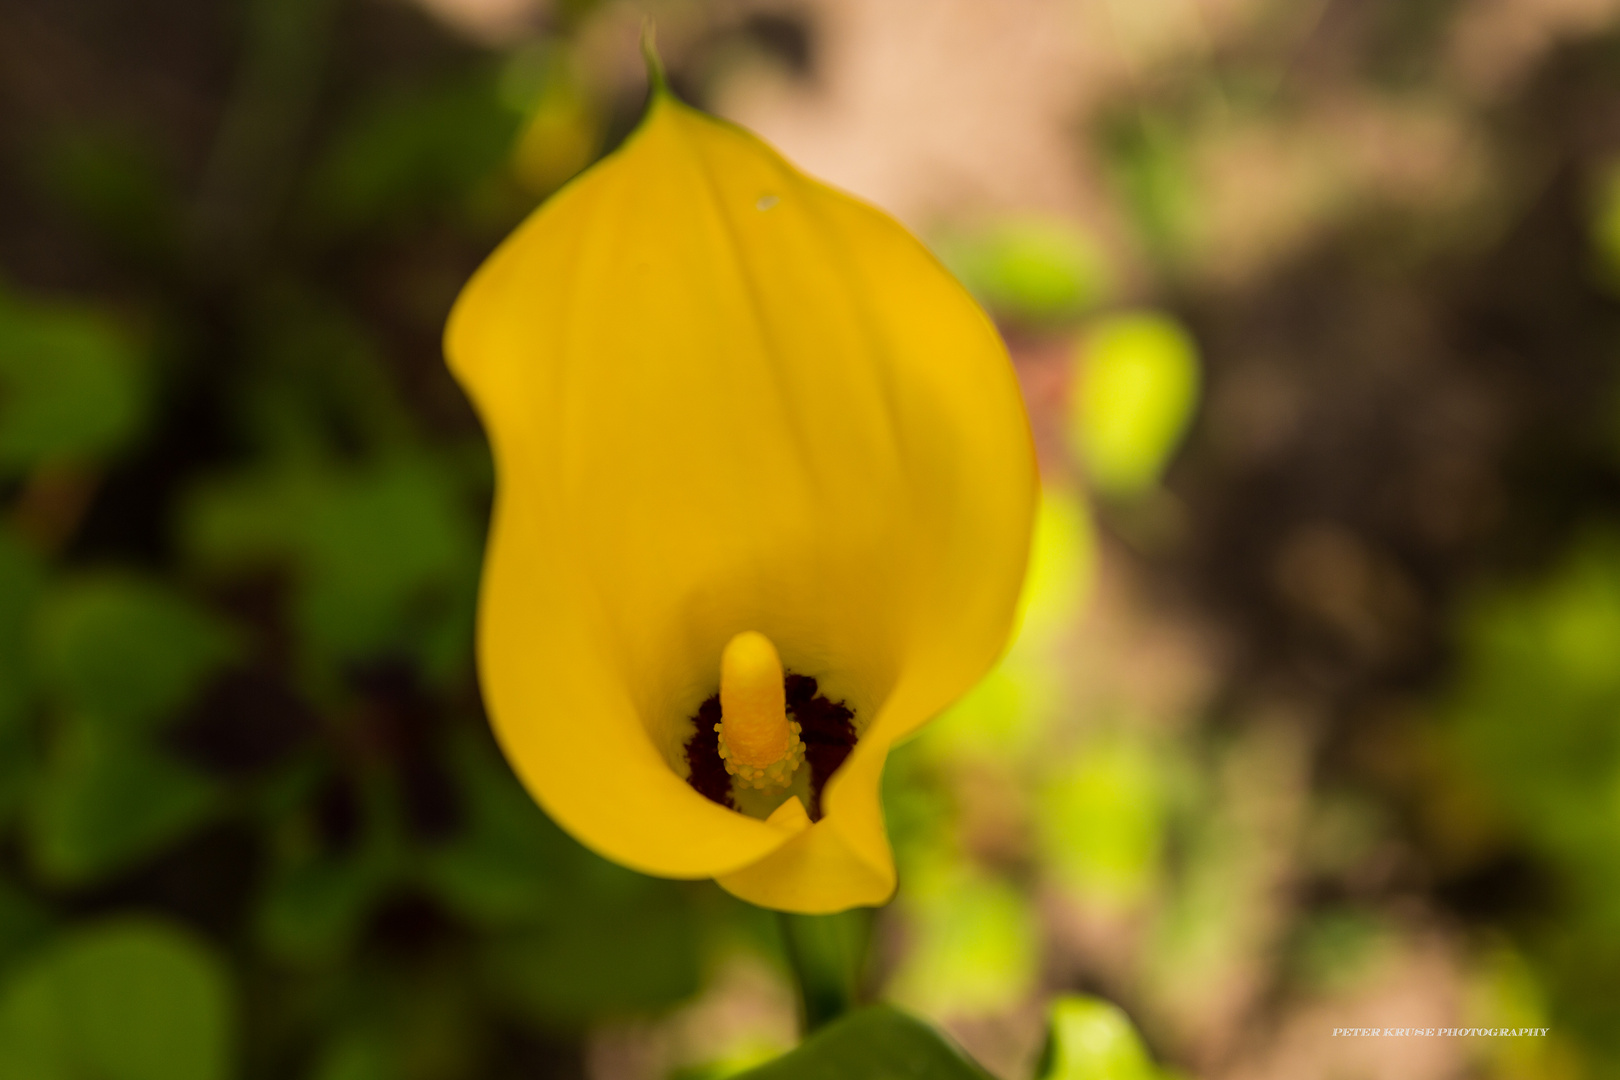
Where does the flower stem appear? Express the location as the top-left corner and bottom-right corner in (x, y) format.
(777, 909), (872, 1033)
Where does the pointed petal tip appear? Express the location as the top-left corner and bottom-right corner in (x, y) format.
(766, 795), (812, 835)
(640, 18), (670, 98)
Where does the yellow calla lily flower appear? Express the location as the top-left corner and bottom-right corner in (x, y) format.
(444, 65), (1036, 914)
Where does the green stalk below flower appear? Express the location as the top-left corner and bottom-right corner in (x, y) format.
(777, 909), (872, 1033)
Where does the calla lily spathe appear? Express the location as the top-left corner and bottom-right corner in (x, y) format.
(444, 78), (1036, 913)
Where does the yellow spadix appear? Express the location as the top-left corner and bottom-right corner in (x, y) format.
(716, 631), (804, 789)
(444, 56), (1036, 913)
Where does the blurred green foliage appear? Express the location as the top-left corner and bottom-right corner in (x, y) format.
(1034, 997), (1160, 1080)
(731, 1006), (992, 1080)
(1439, 533), (1620, 1060)
(303, 73), (524, 235)
(936, 219), (1110, 330)
(887, 858), (1038, 1018)
(183, 455), (479, 677)
(0, 920), (234, 1080)
(504, 44), (604, 197)
(1096, 113), (1199, 271)
(1038, 735), (1168, 911)
(0, 291), (147, 473)
(0, 534), (44, 821)
(1067, 313), (1199, 498)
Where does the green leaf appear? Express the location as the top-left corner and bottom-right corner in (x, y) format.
(1033, 996), (1157, 1080)
(0, 880), (51, 974)
(1067, 312), (1200, 497)
(0, 530), (44, 824)
(33, 128), (180, 263)
(234, 288), (414, 459)
(255, 847), (391, 965)
(1039, 736), (1167, 909)
(417, 734), (561, 926)
(1011, 488), (1096, 652)
(0, 919), (234, 1080)
(182, 455), (478, 672)
(1097, 111), (1199, 268)
(36, 576), (237, 731)
(253, 768), (398, 965)
(420, 735), (702, 1021)
(309, 1029), (396, 1080)
(886, 862), (1038, 1017)
(506, 43), (603, 197)
(1445, 532), (1620, 880)
(27, 720), (218, 885)
(480, 883), (699, 1024)
(778, 911), (871, 1032)
(0, 530), (43, 718)
(303, 73), (521, 235)
(936, 219), (1109, 328)
(27, 574), (230, 888)
(0, 290), (146, 474)
(731, 1006), (992, 1080)
(1589, 158), (1620, 293)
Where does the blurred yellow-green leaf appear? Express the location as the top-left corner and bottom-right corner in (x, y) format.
(1040, 736), (1167, 911)
(0, 919), (233, 1080)
(1034, 996), (1158, 1080)
(505, 44), (602, 196)
(1068, 312), (1199, 497)
(0, 290), (146, 475)
(1445, 533), (1620, 867)
(887, 858), (1038, 1017)
(936, 218), (1109, 328)
(1014, 488), (1097, 648)
(1589, 157), (1620, 291)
